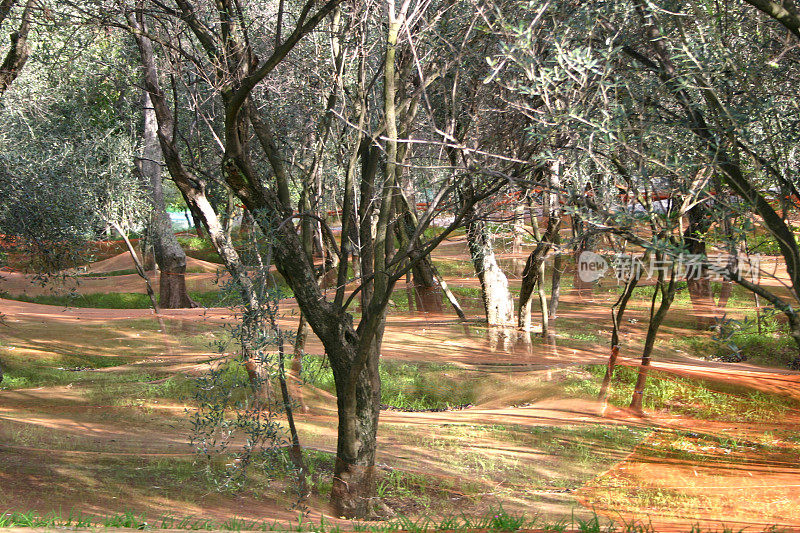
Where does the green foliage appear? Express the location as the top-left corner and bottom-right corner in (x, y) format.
(748, 227), (800, 257)
(0, 25), (145, 272)
(177, 236), (211, 251)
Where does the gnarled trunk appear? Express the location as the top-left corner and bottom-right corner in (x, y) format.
(329, 330), (382, 518)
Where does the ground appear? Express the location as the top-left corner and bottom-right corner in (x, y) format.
(1, 235), (799, 532)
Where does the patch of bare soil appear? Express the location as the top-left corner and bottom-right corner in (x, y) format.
(577, 426), (800, 530)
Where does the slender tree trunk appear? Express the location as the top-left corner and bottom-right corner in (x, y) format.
(548, 234), (563, 319)
(630, 259), (677, 415)
(684, 201), (714, 328)
(511, 201), (525, 255)
(138, 91), (195, 309)
(290, 313), (309, 412)
(598, 254), (645, 403)
(0, 0), (34, 97)
(537, 258), (549, 336)
(108, 219), (159, 313)
(264, 292), (307, 496)
(519, 167), (561, 332)
(394, 187), (464, 317)
(188, 205), (206, 238)
(221, 189), (235, 241)
(431, 262), (466, 319)
(519, 211), (560, 331)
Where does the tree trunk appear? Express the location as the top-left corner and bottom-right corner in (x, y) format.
(109, 219), (159, 314)
(519, 168), (561, 332)
(0, 0), (34, 97)
(138, 91), (195, 309)
(466, 215), (514, 325)
(394, 187), (463, 317)
(410, 260), (444, 314)
(511, 201), (525, 255)
(430, 262), (466, 319)
(598, 254), (645, 403)
(630, 259), (677, 415)
(786, 312), (800, 369)
(519, 217), (558, 331)
(684, 201), (714, 328)
(548, 240), (563, 319)
(537, 258), (549, 336)
(329, 337), (381, 518)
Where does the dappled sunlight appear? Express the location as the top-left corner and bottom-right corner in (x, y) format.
(3, 231), (800, 529)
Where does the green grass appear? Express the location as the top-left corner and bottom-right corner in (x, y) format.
(0, 290), (227, 309)
(389, 422), (651, 496)
(431, 259), (474, 278)
(0, 508), (607, 532)
(83, 374), (197, 405)
(638, 427), (789, 463)
(0, 360), (157, 390)
(0, 340), (153, 389)
(672, 309), (798, 368)
(302, 357), (476, 411)
(566, 364), (798, 422)
(677, 331), (797, 367)
(8, 507), (763, 532)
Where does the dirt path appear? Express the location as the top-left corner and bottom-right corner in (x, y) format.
(3, 261), (800, 529)
(3, 294), (799, 401)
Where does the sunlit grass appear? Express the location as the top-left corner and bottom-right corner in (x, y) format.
(565, 364), (798, 422)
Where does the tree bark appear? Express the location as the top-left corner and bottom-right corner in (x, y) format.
(466, 213), (514, 325)
(548, 231), (563, 319)
(329, 338), (381, 518)
(519, 205), (560, 332)
(138, 91), (196, 309)
(519, 166), (561, 333)
(683, 200), (714, 328)
(0, 0), (33, 97)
